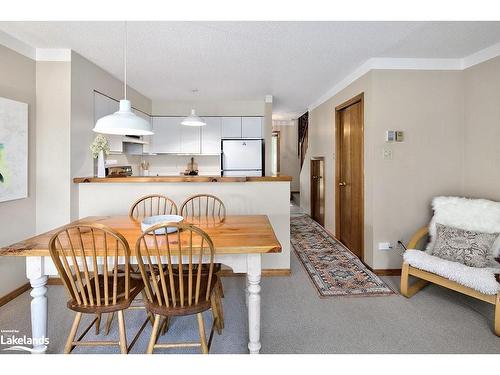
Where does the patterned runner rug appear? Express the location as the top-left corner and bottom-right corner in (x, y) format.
(291, 214), (395, 297)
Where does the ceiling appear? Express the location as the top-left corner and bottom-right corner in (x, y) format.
(1, 21), (500, 118)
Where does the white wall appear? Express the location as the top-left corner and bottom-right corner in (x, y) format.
(0, 45), (36, 296)
(273, 120), (300, 191)
(463, 55), (500, 201)
(35, 61), (71, 233)
(141, 154), (221, 176)
(77, 181), (291, 270)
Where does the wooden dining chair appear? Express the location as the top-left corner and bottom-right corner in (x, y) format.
(179, 194), (226, 222)
(180, 194), (226, 327)
(48, 223), (149, 354)
(135, 222), (224, 354)
(129, 194), (178, 220)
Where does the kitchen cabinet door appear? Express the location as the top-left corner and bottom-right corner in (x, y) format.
(151, 117), (182, 153)
(201, 117), (222, 154)
(180, 125), (201, 154)
(242, 117), (263, 138)
(221, 117), (242, 138)
(94, 92), (122, 153)
(133, 109), (152, 153)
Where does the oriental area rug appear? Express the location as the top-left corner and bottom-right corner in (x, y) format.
(290, 214), (395, 297)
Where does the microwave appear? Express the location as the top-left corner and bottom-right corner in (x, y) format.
(105, 165), (133, 177)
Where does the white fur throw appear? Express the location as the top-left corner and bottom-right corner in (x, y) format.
(427, 196), (500, 258)
(404, 249), (500, 295)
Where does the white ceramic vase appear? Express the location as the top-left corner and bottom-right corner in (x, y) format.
(97, 150), (105, 178)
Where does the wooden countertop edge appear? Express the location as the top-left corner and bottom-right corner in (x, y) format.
(73, 175), (292, 183)
(0, 245), (282, 257)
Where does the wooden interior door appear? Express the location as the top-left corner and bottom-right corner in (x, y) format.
(335, 94), (364, 259)
(310, 158), (324, 226)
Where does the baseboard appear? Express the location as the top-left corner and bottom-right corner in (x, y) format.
(47, 277), (63, 285)
(0, 282), (31, 308)
(46, 268), (292, 286)
(220, 268), (291, 277)
(370, 268), (401, 276)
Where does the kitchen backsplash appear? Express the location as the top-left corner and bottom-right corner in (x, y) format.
(105, 154), (221, 176)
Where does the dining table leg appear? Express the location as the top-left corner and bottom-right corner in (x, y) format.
(246, 254), (262, 354)
(26, 256), (48, 354)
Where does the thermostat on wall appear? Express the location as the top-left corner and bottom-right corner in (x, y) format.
(385, 130), (404, 142)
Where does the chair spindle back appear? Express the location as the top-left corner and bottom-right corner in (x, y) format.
(180, 194), (226, 223)
(48, 224), (131, 307)
(135, 222), (216, 308)
(129, 194), (178, 220)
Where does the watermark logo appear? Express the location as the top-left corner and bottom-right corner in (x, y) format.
(1, 329), (49, 353)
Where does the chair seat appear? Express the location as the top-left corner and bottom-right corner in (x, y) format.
(404, 249), (500, 295)
(67, 275), (144, 313)
(145, 274), (219, 317)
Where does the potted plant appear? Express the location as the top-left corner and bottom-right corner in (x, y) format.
(90, 135), (110, 178)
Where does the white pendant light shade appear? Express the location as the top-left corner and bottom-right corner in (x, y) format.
(93, 100), (153, 136)
(181, 109), (206, 127)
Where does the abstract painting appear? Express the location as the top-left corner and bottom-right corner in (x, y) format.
(0, 97), (28, 202)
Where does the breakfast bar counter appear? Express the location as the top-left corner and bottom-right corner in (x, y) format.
(72, 175), (291, 271)
(73, 175), (293, 183)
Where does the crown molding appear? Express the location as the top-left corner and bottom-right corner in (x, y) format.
(35, 48), (72, 62)
(308, 44), (500, 112)
(0, 31), (71, 61)
(462, 41), (500, 69)
(0, 29), (35, 59)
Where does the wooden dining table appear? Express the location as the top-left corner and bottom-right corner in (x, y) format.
(0, 214), (282, 354)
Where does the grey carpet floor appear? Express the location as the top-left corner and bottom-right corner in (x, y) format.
(1, 250), (500, 353)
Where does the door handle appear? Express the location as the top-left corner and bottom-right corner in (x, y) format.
(338, 181), (347, 187)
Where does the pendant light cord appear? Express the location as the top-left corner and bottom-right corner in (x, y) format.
(124, 21), (127, 100)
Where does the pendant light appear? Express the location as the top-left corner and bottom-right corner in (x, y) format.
(93, 22), (153, 136)
(181, 108), (206, 127)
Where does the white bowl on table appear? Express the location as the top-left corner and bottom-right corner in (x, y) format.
(141, 215), (184, 234)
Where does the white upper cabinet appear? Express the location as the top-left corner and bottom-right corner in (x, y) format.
(151, 117), (182, 154)
(242, 117), (263, 138)
(201, 117), (222, 154)
(93, 92), (122, 153)
(133, 109), (153, 153)
(180, 125), (201, 154)
(221, 117), (242, 138)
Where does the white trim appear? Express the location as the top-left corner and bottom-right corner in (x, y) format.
(308, 45), (500, 111)
(462, 41), (500, 69)
(35, 48), (71, 62)
(367, 57), (462, 70)
(0, 30), (35, 59)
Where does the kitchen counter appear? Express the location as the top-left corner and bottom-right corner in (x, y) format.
(73, 174), (291, 271)
(73, 175), (293, 183)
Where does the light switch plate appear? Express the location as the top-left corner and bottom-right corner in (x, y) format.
(382, 149), (393, 160)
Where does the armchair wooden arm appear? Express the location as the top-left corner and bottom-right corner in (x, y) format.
(407, 226), (429, 250)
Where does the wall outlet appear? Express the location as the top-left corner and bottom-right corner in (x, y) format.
(378, 242), (393, 250)
(382, 149), (393, 160)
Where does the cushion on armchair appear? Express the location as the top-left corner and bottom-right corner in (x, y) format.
(427, 197), (500, 264)
(431, 223), (498, 268)
(404, 249), (500, 295)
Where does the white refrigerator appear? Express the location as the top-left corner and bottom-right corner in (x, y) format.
(221, 139), (263, 177)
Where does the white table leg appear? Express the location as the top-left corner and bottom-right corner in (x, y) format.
(245, 276), (250, 307)
(26, 257), (48, 354)
(246, 254), (261, 354)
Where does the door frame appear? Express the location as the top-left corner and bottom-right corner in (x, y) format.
(310, 156), (325, 226)
(272, 130), (280, 173)
(335, 93), (364, 260)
